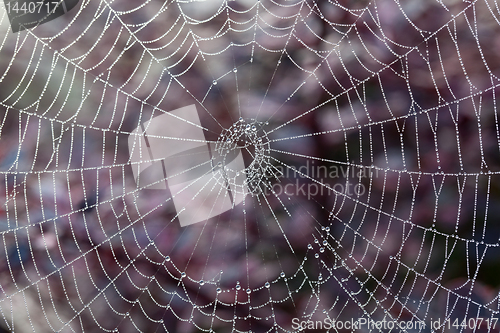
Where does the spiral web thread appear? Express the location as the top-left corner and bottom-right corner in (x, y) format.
(0, 0), (499, 331)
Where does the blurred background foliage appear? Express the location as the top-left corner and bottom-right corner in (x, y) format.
(0, 0), (499, 332)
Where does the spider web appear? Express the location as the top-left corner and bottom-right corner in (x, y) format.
(0, 0), (499, 332)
